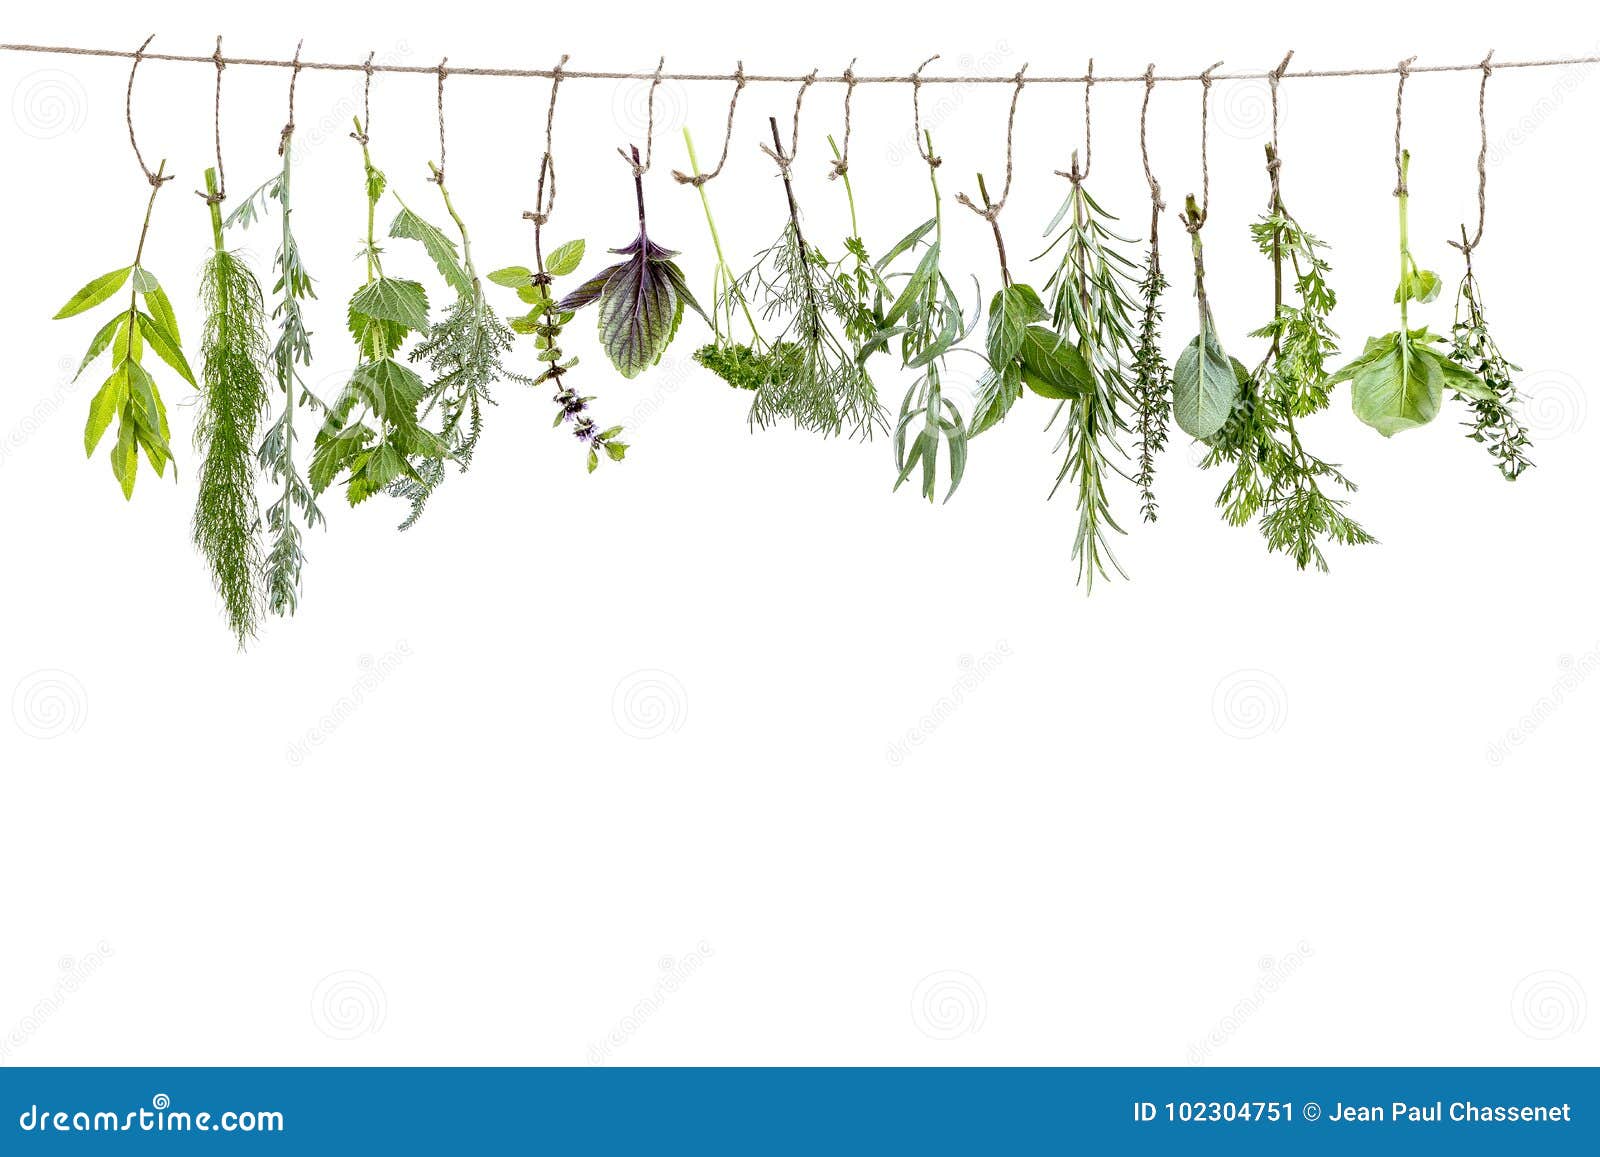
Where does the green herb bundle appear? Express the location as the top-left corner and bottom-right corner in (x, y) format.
(1330, 151), (1491, 436)
(55, 160), (192, 499)
(1201, 148), (1374, 571)
(1132, 223), (1172, 523)
(864, 132), (979, 502)
(1450, 252), (1531, 480)
(194, 168), (272, 646)
(1037, 159), (1142, 586)
(226, 130), (324, 618)
(310, 118), (444, 506)
(558, 147), (708, 378)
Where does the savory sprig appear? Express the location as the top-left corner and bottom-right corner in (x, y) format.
(310, 118), (444, 506)
(225, 130), (325, 618)
(1037, 165), (1143, 587)
(194, 167), (271, 646)
(558, 146), (708, 378)
(1450, 254), (1531, 480)
(863, 132), (979, 502)
(1331, 151), (1494, 436)
(55, 159), (192, 499)
(1132, 254), (1171, 522)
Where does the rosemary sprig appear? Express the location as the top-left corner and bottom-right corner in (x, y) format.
(226, 132), (325, 618)
(194, 167), (271, 646)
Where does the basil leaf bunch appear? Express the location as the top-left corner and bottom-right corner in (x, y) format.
(55, 161), (192, 499)
(1330, 150), (1492, 437)
(558, 149), (709, 379)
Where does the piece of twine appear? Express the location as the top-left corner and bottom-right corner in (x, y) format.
(618, 56), (665, 175)
(672, 62), (745, 186)
(1140, 63), (1164, 261)
(955, 65), (1028, 222)
(1056, 58), (1094, 184)
(1183, 61), (1223, 233)
(350, 51), (375, 143)
(278, 40), (303, 155)
(1450, 50), (1495, 255)
(523, 55), (567, 227)
(1266, 49), (1293, 208)
(1393, 55), (1417, 196)
(194, 35), (226, 202)
(126, 35), (173, 188)
(911, 54), (941, 167)
(428, 57), (448, 184)
(759, 69), (818, 173)
(828, 58), (857, 180)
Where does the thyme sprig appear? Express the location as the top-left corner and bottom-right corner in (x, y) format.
(1450, 253), (1531, 480)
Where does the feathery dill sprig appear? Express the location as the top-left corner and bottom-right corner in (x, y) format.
(194, 168), (271, 647)
(226, 134), (324, 618)
(1450, 259), (1531, 481)
(1037, 165), (1142, 587)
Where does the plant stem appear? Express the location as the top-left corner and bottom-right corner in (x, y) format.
(430, 163), (477, 285)
(684, 127), (758, 342)
(976, 173), (1010, 288)
(827, 136), (861, 238)
(770, 117), (820, 339)
(123, 158), (167, 364)
(204, 167), (225, 251)
(630, 145), (647, 237)
(1397, 150), (1412, 335)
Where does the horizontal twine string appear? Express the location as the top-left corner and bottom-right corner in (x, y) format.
(4, 41), (1598, 85)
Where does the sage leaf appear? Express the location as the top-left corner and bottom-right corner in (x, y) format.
(1173, 331), (1239, 438)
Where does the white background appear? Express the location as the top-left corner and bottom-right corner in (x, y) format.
(0, 1), (1594, 1066)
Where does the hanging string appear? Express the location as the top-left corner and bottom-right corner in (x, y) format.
(759, 69), (818, 173)
(524, 55), (567, 227)
(672, 62), (745, 186)
(278, 40), (303, 155)
(1450, 50), (1495, 255)
(911, 54), (942, 167)
(1184, 61), (1223, 232)
(350, 51), (375, 143)
(1266, 49), (1293, 208)
(828, 58), (858, 180)
(618, 56), (665, 175)
(428, 57), (449, 184)
(1057, 58), (1094, 183)
(1393, 55), (1417, 196)
(1140, 63), (1164, 261)
(955, 64), (1029, 221)
(125, 35), (173, 187)
(193, 35), (227, 202)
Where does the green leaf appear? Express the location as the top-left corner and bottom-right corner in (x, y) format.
(969, 362), (1023, 436)
(1339, 332), (1446, 437)
(142, 282), (182, 349)
(487, 266), (534, 287)
(390, 207), (472, 295)
(135, 310), (197, 387)
(986, 283), (1048, 368)
(545, 240), (586, 277)
(54, 267), (131, 319)
(84, 364), (129, 455)
(349, 277), (430, 334)
(110, 418), (139, 499)
(74, 313), (126, 380)
(1018, 326), (1092, 400)
(1173, 331), (1239, 438)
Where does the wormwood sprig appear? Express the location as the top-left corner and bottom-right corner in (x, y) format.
(55, 159), (193, 499)
(1202, 148), (1374, 571)
(194, 167), (271, 646)
(1330, 151), (1492, 436)
(225, 129), (324, 618)
(381, 166), (527, 528)
(310, 117), (444, 506)
(863, 131), (979, 502)
(1450, 249), (1531, 480)
(1037, 160), (1142, 587)
(558, 146), (708, 378)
